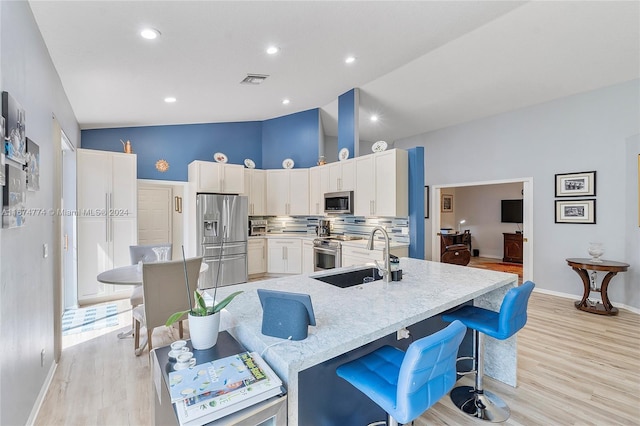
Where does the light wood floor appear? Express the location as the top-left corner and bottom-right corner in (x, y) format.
(36, 292), (639, 425)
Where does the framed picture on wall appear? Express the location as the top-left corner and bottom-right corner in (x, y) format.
(2, 91), (27, 165)
(2, 162), (27, 228)
(424, 186), (429, 218)
(555, 171), (596, 197)
(441, 193), (453, 213)
(25, 138), (40, 191)
(555, 199), (596, 224)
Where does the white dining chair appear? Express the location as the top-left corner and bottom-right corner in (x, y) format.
(125, 244), (173, 337)
(133, 257), (203, 354)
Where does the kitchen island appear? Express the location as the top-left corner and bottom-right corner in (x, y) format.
(212, 257), (518, 425)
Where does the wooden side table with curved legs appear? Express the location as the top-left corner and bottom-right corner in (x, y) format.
(566, 258), (630, 316)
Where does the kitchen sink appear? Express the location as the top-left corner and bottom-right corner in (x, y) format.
(312, 267), (382, 288)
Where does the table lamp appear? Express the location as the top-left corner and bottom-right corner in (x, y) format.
(458, 219), (466, 233)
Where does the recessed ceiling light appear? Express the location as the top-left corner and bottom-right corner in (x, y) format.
(282, 99), (290, 105)
(370, 115), (379, 122)
(266, 46), (279, 55)
(164, 97), (176, 103)
(140, 28), (160, 40)
(345, 56), (356, 64)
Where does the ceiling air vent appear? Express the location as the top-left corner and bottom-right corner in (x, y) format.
(241, 74), (269, 85)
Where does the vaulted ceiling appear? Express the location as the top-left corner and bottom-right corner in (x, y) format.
(29, 1), (639, 142)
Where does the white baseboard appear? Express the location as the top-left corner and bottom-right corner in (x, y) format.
(26, 361), (57, 426)
(533, 288), (640, 315)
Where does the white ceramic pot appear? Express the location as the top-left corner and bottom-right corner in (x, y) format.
(188, 312), (220, 350)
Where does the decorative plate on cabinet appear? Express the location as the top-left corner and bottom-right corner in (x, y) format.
(338, 147), (349, 161)
(372, 141), (388, 152)
(244, 158), (255, 169)
(213, 152), (228, 163)
(282, 158), (295, 169)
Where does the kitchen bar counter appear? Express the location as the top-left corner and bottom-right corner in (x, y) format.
(212, 258), (517, 425)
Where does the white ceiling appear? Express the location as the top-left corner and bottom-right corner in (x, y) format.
(29, 1), (639, 143)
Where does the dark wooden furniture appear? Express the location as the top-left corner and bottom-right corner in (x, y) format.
(502, 233), (523, 263)
(440, 231), (471, 254)
(441, 244), (471, 266)
(566, 258), (630, 316)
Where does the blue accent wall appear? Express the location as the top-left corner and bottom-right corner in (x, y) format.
(81, 122), (263, 181)
(261, 108), (320, 169)
(338, 89), (356, 155)
(408, 147), (425, 259)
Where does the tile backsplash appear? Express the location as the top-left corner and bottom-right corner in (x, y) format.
(260, 216), (410, 244)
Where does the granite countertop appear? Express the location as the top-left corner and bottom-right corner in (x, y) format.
(213, 258), (516, 384)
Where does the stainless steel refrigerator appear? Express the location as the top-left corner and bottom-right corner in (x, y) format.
(196, 194), (248, 288)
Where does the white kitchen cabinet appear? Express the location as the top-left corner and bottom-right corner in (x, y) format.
(326, 159), (355, 192)
(188, 160), (245, 194)
(309, 166), (323, 215)
(248, 238), (267, 276)
(354, 149), (408, 217)
(302, 239), (314, 273)
(244, 169), (266, 216)
(341, 244), (409, 268)
(77, 149), (137, 304)
(266, 169), (309, 216)
(267, 238), (302, 274)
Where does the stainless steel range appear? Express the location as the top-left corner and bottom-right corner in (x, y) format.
(312, 235), (363, 271)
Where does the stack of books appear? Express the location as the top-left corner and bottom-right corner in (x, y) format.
(168, 351), (283, 425)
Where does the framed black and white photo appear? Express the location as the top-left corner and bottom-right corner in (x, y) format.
(424, 186), (429, 218)
(555, 199), (596, 224)
(441, 193), (453, 213)
(555, 171), (596, 197)
(25, 138), (40, 191)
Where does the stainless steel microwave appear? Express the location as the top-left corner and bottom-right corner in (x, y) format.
(324, 191), (353, 214)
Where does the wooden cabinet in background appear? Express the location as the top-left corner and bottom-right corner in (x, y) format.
(503, 233), (523, 263)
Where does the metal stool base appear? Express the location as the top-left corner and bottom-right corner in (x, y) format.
(450, 386), (510, 423)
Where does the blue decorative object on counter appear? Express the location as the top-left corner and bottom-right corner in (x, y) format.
(258, 289), (316, 340)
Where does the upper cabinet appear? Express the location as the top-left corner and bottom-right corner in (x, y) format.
(354, 149), (408, 217)
(188, 160), (244, 194)
(325, 160), (355, 193)
(309, 166), (323, 216)
(266, 169), (309, 216)
(243, 169), (266, 216)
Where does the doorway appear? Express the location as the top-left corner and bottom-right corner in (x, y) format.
(137, 180), (186, 258)
(431, 177), (533, 284)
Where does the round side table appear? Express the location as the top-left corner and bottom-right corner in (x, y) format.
(566, 258), (630, 316)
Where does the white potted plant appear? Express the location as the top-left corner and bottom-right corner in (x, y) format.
(166, 289), (242, 350)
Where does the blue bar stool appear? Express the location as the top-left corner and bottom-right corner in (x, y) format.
(336, 320), (466, 426)
(442, 281), (535, 422)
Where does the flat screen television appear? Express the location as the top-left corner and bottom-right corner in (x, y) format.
(501, 199), (523, 223)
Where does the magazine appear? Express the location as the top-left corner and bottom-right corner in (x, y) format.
(169, 352), (283, 425)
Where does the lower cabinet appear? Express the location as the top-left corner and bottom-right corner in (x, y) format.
(248, 238), (267, 276)
(267, 238), (302, 274)
(302, 240), (314, 274)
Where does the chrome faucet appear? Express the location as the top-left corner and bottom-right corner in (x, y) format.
(367, 226), (392, 283)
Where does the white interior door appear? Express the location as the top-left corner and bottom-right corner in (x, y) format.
(138, 185), (172, 246)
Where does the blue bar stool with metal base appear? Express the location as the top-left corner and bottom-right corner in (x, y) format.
(442, 281), (535, 422)
(336, 320), (467, 426)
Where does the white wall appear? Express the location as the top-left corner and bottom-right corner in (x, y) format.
(396, 79), (640, 309)
(0, 2), (80, 424)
